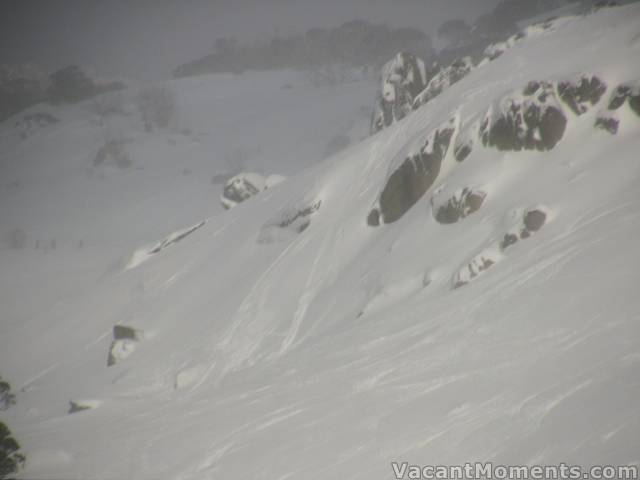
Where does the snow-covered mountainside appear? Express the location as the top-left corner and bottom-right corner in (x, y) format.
(1, 5), (640, 479)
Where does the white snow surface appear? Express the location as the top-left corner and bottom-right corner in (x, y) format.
(1, 6), (640, 479)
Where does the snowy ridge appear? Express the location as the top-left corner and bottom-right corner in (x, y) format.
(1, 4), (640, 479)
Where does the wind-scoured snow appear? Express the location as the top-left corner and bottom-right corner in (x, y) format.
(1, 5), (640, 479)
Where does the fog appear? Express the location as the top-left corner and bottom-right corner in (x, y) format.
(0, 0), (501, 80)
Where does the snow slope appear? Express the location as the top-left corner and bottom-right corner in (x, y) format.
(2, 5), (640, 479)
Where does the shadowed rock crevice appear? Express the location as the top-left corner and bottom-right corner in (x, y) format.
(369, 123), (455, 225)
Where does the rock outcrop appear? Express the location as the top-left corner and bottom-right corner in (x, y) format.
(368, 121), (455, 225)
(595, 83), (640, 134)
(480, 81), (567, 152)
(258, 200), (321, 243)
(221, 173), (285, 210)
(558, 75), (607, 116)
(370, 52), (433, 134)
(432, 188), (486, 224)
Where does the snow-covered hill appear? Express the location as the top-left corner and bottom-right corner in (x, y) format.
(1, 5), (640, 479)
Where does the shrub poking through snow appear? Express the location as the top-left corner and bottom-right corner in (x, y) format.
(0, 421), (25, 479)
(0, 378), (15, 411)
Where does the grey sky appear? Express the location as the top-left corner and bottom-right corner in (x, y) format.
(0, 0), (501, 80)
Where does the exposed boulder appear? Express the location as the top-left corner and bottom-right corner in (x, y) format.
(607, 84), (640, 116)
(595, 83), (640, 134)
(413, 57), (473, 109)
(500, 208), (548, 249)
(107, 325), (140, 367)
(480, 81), (567, 151)
(370, 52), (433, 134)
(221, 173), (285, 210)
(369, 122), (455, 225)
(558, 75), (607, 115)
(432, 188), (486, 224)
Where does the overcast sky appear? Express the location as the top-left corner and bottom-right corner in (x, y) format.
(0, 0), (501, 80)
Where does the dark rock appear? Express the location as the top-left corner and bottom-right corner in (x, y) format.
(367, 209), (381, 227)
(433, 188), (486, 224)
(607, 84), (640, 117)
(523, 209), (546, 232)
(259, 201), (322, 242)
(454, 142), (472, 162)
(113, 325), (137, 341)
(148, 221), (205, 255)
(595, 116), (619, 134)
(68, 401), (91, 414)
(107, 325), (140, 367)
(608, 85), (631, 110)
(558, 76), (607, 115)
(500, 233), (519, 250)
(374, 126), (454, 224)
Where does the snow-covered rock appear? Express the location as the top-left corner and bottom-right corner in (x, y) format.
(220, 172), (285, 210)
(370, 52), (434, 134)
(413, 57), (473, 109)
